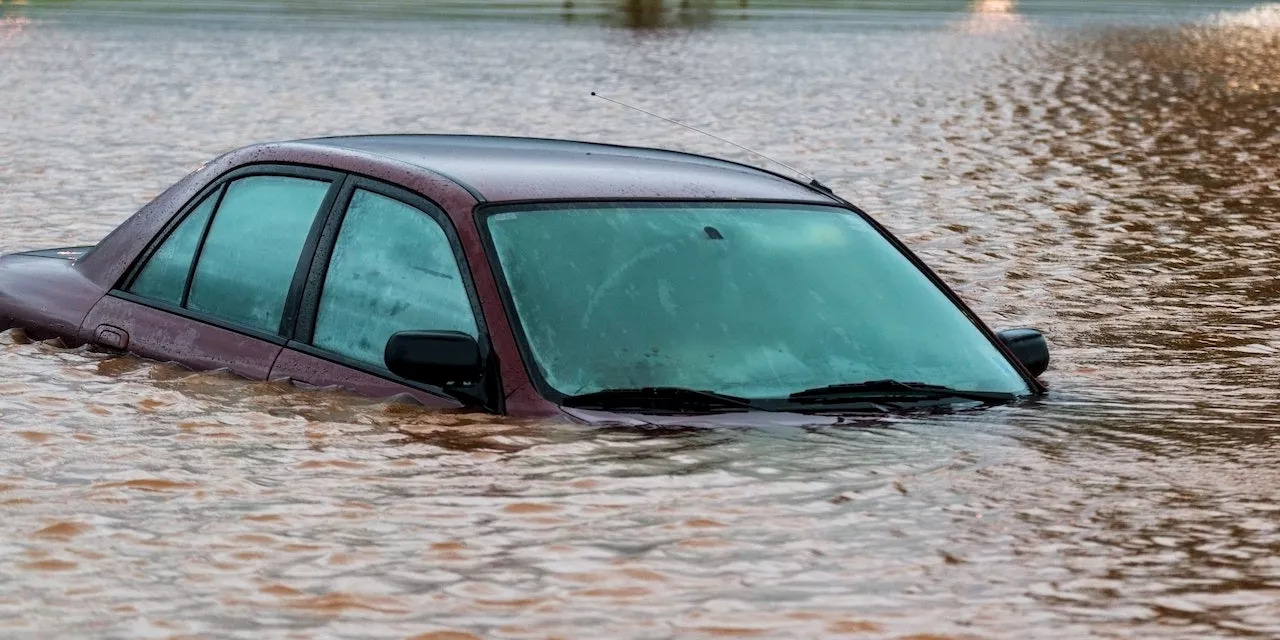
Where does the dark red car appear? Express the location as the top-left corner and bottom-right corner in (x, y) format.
(0, 135), (1048, 422)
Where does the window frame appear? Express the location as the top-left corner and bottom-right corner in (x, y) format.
(283, 176), (491, 393)
(111, 164), (492, 403)
(124, 181), (225, 308)
(112, 163), (347, 345)
(475, 198), (1046, 405)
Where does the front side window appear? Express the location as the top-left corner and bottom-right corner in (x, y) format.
(186, 176), (330, 333)
(486, 202), (1030, 400)
(311, 189), (477, 369)
(128, 191), (217, 305)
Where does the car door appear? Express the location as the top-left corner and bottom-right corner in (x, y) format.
(80, 166), (344, 380)
(267, 177), (488, 409)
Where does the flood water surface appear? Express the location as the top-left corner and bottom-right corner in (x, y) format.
(2, 2), (1280, 638)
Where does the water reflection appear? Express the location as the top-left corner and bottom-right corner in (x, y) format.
(3, 2), (1280, 637)
(0, 9), (31, 44)
(596, 0), (720, 28)
(1018, 13), (1280, 362)
(953, 0), (1029, 33)
(951, 13), (1280, 631)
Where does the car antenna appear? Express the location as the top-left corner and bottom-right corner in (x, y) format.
(590, 92), (834, 193)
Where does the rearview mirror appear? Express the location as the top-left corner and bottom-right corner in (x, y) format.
(384, 330), (483, 387)
(997, 328), (1049, 377)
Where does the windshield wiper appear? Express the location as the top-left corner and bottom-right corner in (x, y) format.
(787, 379), (1018, 405)
(562, 387), (759, 412)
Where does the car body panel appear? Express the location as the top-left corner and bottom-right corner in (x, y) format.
(80, 294), (282, 379)
(10, 139), (550, 414)
(0, 134), (1044, 420)
(301, 135), (840, 204)
(0, 253), (105, 340)
(17, 247), (95, 261)
(269, 347), (462, 409)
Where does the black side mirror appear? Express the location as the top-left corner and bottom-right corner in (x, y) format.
(384, 330), (483, 388)
(997, 328), (1049, 377)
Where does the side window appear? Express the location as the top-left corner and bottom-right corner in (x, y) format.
(312, 189), (477, 370)
(187, 176), (330, 333)
(128, 191), (217, 305)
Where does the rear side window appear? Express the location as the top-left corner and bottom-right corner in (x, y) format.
(186, 176), (330, 333)
(311, 189), (477, 369)
(128, 192), (217, 305)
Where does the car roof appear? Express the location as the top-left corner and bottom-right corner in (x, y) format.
(294, 134), (839, 204)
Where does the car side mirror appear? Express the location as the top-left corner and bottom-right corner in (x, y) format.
(997, 328), (1049, 377)
(384, 330), (483, 388)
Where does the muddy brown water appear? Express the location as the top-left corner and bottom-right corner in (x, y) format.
(2, 2), (1280, 638)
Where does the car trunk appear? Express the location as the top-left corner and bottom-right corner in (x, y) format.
(14, 246), (96, 261)
(0, 245), (102, 340)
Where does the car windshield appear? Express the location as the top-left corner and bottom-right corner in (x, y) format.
(485, 202), (1030, 400)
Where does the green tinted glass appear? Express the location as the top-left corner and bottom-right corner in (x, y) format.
(312, 190), (477, 369)
(128, 192), (217, 305)
(487, 203), (1029, 398)
(187, 176), (329, 333)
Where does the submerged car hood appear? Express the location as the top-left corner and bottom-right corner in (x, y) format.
(559, 406), (844, 428)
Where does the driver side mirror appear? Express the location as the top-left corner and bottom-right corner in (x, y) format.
(997, 328), (1049, 377)
(384, 330), (483, 388)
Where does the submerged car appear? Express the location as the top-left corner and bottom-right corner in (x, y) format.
(0, 135), (1048, 422)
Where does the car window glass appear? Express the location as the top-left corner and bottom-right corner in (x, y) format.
(187, 176), (329, 333)
(488, 204), (1029, 398)
(128, 192), (217, 305)
(312, 189), (477, 369)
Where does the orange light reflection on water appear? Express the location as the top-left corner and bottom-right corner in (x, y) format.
(0, 15), (31, 45)
(953, 0), (1029, 34)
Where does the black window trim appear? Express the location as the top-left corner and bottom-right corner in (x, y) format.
(111, 163), (347, 343)
(474, 197), (1047, 405)
(179, 182), (228, 308)
(283, 175), (496, 407)
(118, 182), (224, 298)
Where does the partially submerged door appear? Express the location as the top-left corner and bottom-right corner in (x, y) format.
(268, 177), (488, 409)
(81, 167), (343, 380)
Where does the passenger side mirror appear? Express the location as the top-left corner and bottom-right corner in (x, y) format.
(997, 328), (1049, 377)
(384, 330), (483, 388)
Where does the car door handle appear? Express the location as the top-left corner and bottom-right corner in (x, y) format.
(94, 324), (129, 350)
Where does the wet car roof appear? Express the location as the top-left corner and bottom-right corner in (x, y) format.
(296, 134), (839, 204)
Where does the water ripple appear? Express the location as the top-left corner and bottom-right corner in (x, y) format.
(2, 3), (1279, 637)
